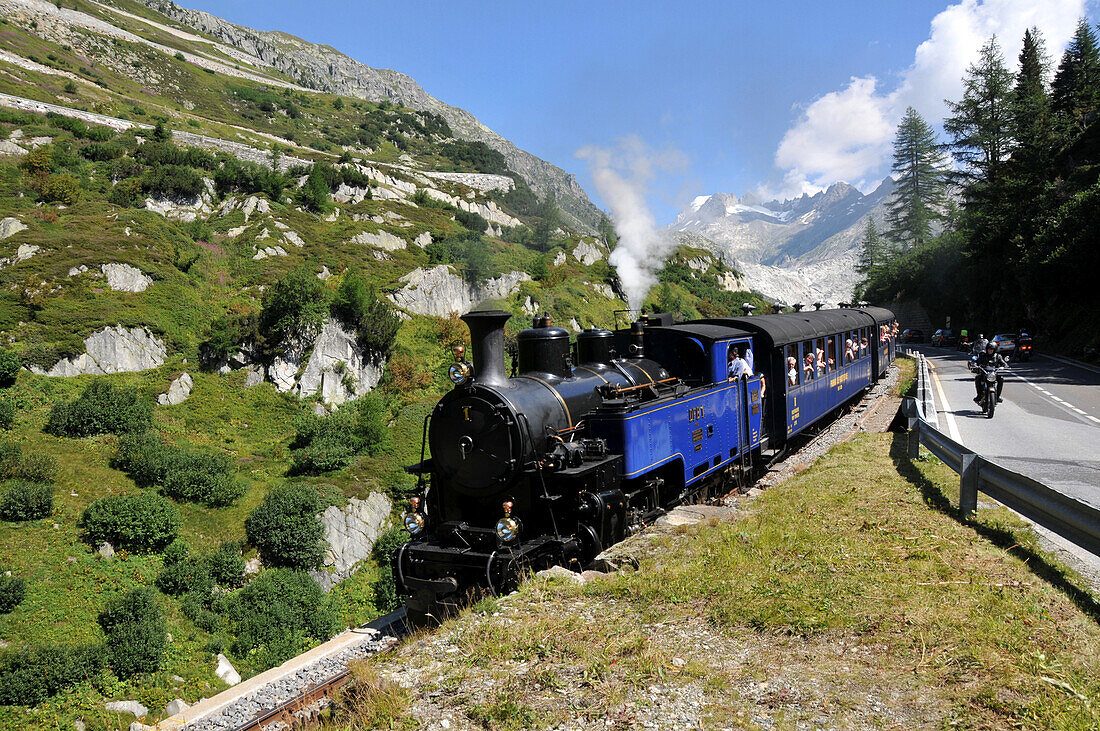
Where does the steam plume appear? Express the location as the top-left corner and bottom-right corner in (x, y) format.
(577, 137), (684, 312)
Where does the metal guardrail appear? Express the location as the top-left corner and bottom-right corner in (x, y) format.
(905, 352), (1100, 558)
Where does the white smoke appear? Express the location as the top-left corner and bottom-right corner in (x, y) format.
(576, 136), (685, 312)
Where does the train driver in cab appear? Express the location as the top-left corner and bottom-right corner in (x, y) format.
(728, 346), (753, 381)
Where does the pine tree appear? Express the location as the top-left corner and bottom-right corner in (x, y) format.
(1051, 18), (1100, 138)
(944, 36), (1015, 183)
(855, 218), (885, 275)
(885, 107), (950, 248)
(1011, 27), (1053, 179)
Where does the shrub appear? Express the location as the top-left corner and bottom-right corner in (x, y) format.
(174, 51), (185, 61)
(0, 401), (13, 430)
(245, 484), (324, 569)
(260, 268), (331, 349)
(156, 557), (212, 596)
(454, 207), (489, 234)
(225, 568), (341, 667)
(19, 145), (53, 176)
(0, 644), (106, 706)
(296, 161), (338, 213)
(113, 433), (246, 507)
(80, 492), (180, 552)
(108, 177), (144, 207)
(0, 571), (26, 613)
(0, 482), (53, 521)
(38, 173), (80, 205)
(370, 526), (407, 614)
(162, 539), (190, 566)
(208, 541), (246, 587)
(330, 271), (400, 356)
(45, 380), (154, 437)
(142, 164), (203, 199)
(289, 394), (390, 475)
(0, 349), (19, 387)
(0, 443), (57, 483)
(98, 588), (167, 677)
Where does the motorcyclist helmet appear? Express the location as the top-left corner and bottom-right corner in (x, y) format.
(985, 343), (995, 352)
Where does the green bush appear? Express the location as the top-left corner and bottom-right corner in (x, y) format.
(80, 492), (180, 552)
(156, 557), (212, 597)
(98, 588), (167, 678)
(0, 443), (57, 483)
(370, 526), (407, 614)
(289, 394), (391, 475)
(225, 568), (341, 668)
(45, 380), (154, 437)
(113, 432), (246, 506)
(0, 482), (53, 521)
(142, 164), (204, 199)
(0, 349), (19, 387)
(38, 173), (80, 205)
(296, 161), (338, 213)
(108, 176), (144, 207)
(0, 570), (26, 613)
(245, 484), (324, 569)
(162, 539), (190, 566)
(454, 207), (489, 234)
(330, 271), (400, 356)
(260, 268), (331, 349)
(0, 644), (106, 706)
(0, 400), (13, 430)
(208, 542), (246, 587)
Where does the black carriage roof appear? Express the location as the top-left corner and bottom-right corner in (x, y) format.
(644, 323), (752, 342)
(689, 309), (878, 348)
(861, 306), (896, 324)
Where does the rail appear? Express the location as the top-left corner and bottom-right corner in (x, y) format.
(904, 352), (1100, 558)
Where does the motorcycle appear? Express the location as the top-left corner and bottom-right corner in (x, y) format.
(977, 365), (1002, 418)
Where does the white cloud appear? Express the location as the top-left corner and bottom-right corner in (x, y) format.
(773, 0), (1085, 198)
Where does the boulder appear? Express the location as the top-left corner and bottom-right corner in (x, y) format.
(387, 266), (530, 317)
(351, 229), (406, 252)
(242, 366), (263, 388)
(98, 542), (115, 559)
(102, 263), (153, 293)
(241, 195), (270, 222)
(243, 557), (261, 575)
(536, 565), (584, 584)
(164, 699), (189, 716)
(317, 493), (392, 589)
(283, 231), (304, 247)
(572, 241), (605, 266)
(553, 251), (566, 266)
(522, 296), (539, 316)
(215, 654), (240, 686)
(267, 356), (299, 393)
(104, 701), (147, 718)
(68, 264), (89, 276)
(157, 373), (193, 406)
(0, 140), (25, 156)
(297, 320), (385, 404)
(30, 326), (167, 377)
(0, 217), (27, 241)
(0, 243), (39, 270)
(413, 231), (432, 248)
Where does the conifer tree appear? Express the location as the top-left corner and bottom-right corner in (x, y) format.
(1051, 18), (1100, 138)
(885, 107), (949, 248)
(855, 218), (885, 275)
(944, 36), (1014, 183)
(1012, 27), (1053, 179)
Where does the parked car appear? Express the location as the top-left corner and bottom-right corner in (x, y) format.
(931, 328), (958, 347)
(900, 328), (925, 343)
(992, 333), (1016, 355)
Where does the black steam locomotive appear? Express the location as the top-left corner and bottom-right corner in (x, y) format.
(395, 306), (896, 622)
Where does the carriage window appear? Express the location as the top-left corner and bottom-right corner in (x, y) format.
(815, 338), (826, 375)
(801, 340), (814, 380)
(827, 338), (837, 370)
(785, 344), (799, 387)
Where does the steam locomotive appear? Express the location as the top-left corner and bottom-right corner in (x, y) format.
(395, 306), (897, 622)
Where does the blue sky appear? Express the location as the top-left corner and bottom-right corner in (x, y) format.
(184, 0), (1089, 223)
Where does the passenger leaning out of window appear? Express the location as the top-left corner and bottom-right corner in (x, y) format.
(786, 357), (798, 386)
(728, 346), (753, 381)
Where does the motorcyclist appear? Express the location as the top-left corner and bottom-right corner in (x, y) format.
(973, 333), (988, 354)
(973, 342), (1007, 404)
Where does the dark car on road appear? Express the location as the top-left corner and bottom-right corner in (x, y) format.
(931, 328), (958, 347)
(992, 333), (1016, 355)
(900, 328), (925, 343)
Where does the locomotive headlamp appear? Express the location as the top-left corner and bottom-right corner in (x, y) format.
(452, 344), (465, 361)
(403, 496), (425, 536)
(448, 360), (473, 385)
(495, 500), (519, 543)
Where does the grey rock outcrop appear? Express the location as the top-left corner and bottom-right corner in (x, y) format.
(104, 701), (147, 718)
(102, 263), (153, 292)
(0, 243), (38, 270)
(553, 251), (566, 267)
(0, 217), (27, 240)
(242, 366), (263, 387)
(422, 189), (521, 229)
(98, 542), (115, 559)
(351, 229), (406, 252)
(31, 326), (167, 377)
(297, 320), (385, 405)
(0, 139), (25, 156)
(157, 372), (193, 406)
(164, 699), (189, 717)
(413, 231), (432, 248)
(241, 195), (270, 222)
(215, 654), (241, 686)
(312, 493), (392, 591)
(572, 241), (605, 266)
(388, 266), (531, 317)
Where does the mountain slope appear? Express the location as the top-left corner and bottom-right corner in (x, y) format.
(135, 0), (603, 233)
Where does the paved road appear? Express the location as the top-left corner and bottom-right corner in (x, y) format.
(911, 345), (1100, 509)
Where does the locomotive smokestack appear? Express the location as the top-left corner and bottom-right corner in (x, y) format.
(461, 310), (511, 386)
(629, 319), (645, 358)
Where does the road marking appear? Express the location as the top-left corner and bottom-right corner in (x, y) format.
(1051, 396), (1065, 403)
(927, 366), (963, 443)
(1073, 408), (1087, 415)
(1010, 370), (1098, 427)
(1089, 415), (1100, 424)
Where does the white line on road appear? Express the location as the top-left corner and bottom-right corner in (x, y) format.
(928, 366), (963, 443)
(1009, 370), (1098, 427)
